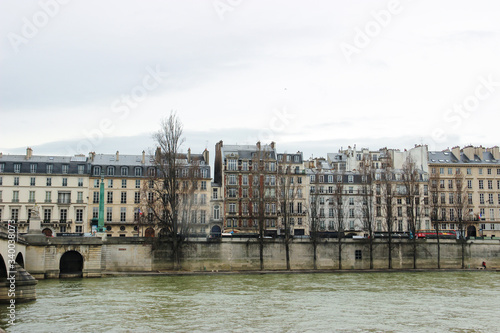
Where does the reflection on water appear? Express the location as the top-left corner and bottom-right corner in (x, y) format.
(1, 271), (499, 332)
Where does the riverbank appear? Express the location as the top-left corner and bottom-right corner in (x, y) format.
(100, 267), (499, 277)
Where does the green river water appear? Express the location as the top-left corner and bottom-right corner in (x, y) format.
(1, 271), (499, 332)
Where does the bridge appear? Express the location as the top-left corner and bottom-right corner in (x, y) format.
(0, 224), (36, 303)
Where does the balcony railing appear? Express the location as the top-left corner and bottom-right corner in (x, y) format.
(58, 199), (71, 204)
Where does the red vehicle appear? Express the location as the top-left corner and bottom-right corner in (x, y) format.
(416, 230), (457, 239)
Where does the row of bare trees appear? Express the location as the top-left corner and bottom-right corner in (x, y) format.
(138, 113), (474, 271)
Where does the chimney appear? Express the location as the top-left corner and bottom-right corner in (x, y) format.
(26, 147), (33, 160)
(270, 141), (275, 150)
(463, 146), (474, 161)
(475, 146), (485, 160)
(256, 141), (261, 150)
(116, 151), (119, 161)
(203, 149), (209, 165)
(141, 150), (145, 164)
(187, 148), (191, 163)
(487, 146), (500, 160)
(0, 152), (2, 159)
(89, 152), (95, 162)
(451, 146), (460, 160)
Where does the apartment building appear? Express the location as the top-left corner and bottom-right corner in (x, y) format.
(214, 141), (278, 235)
(0, 148), (89, 236)
(428, 146), (500, 237)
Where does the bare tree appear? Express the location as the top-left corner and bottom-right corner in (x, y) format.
(402, 156), (421, 269)
(379, 152), (396, 269)
(359, 156), (375, 269)
(277, 153), (297, 270)
(308, 167), (322, 270)
(249, 143), (276, 270)
(429, 167), (442, 269)
(137, 112), (187, 270)
(332, 171), (347, 270)
(451, 171), (471, 269)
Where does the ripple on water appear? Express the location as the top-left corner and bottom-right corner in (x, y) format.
(1, 272), (499, 332)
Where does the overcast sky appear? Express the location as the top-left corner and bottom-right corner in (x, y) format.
(1, 0), (499, 159)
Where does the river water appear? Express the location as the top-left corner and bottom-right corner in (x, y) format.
(1, 271), (499, 332)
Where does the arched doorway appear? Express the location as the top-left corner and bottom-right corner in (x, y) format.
(0, 255), (7, 280)
(15, 252), (24, 268)
(467, 226), (477, 238)
(159, 228), (168, 238)
(210, 225), (222, 238)
(59, 251), (83, 278)
(42, 228), (53, 237)
(145, 227), (155, 237)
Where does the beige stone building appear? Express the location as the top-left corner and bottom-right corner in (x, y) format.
(428, 146), (500, 238)
(0, 148), (89, 236)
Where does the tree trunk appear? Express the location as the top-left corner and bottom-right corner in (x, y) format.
(412, 238), (417, 269)
(338, 237), (342, 270)
(388, 235), (392, 269)
(313, 241), (317, 270)
(369, 236), (373, 270)
(285, 240), (290, 270)
(259, 238), (264, 271)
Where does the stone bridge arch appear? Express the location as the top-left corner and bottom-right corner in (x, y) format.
(59, 250), (84, 278)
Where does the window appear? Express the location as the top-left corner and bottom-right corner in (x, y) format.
(0, 163), (4, 173)
(11, 208), (19, 221)
(337, 175), (342, 183)
(106, 207), (113, 222)
(60, 209), (67, 222)
(201, 194), (207, 205)
(134, 192), (140, 204)
(228, 159), (237, 171)
(229, 203), (236, 213)
(200, 210), (206, 224)
(439, 168), (444, 174)
(14, 177), (19, 186)
(448, 180), (453, 189)
(14, 163), (21, 173)
(467, 180), (472, 189)
(62, 178), (68, 186)
(228, 188), (237, 198)
(12, 191), (19, 202)
(479, 180), (484, 190)
(213, 205), (220, 220)
(121, 167), (128, 176)
(62, 164), (69, 174)
(468, 193), (473, 205)
(201, 181), (207, 190)
(30, 163), (37, 173)
(108, 179), (113, 188)
(488, 180), (493, 190)
(121, 192), (127, 204)
(28, 190), (35, 202)
(46, 164), (53, 174)
(478, 168), (483, 175)
(0, 177), (2, 186)
(94, 166), (101, 176)
(489, 193), (494, 205)
(135, 167), (142, 176)
(348, 175), (353, 183)
(135, 180), (140, 189)
(447, 168), (452, 175)
(77, 191), (83, 203)
(480, 193), (484, 205)
(58, 192), (71, 204)
(107, 192), (113, 204)
(78, 178), (83, 187)
(355, 250), (362, 260)
(107, 167), (115, 176)
(93, 192), (99, 203)
(228, 174), (237, 185)
(44, 208), (52, 222)
(78, 165), (85, 174)
(120, 207), (126, 222)
(45, 191), (51, 202)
